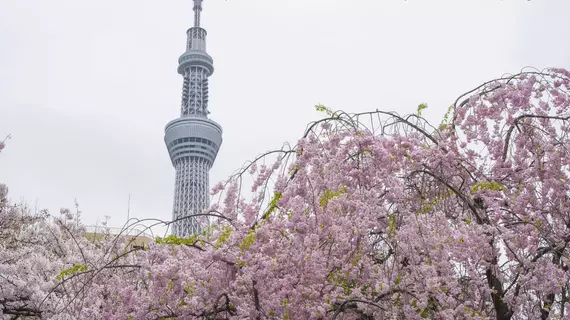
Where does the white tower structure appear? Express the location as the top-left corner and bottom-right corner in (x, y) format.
(164, 0), (222, 237)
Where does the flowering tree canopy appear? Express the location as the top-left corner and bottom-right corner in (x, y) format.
(2, 68), (570, 319)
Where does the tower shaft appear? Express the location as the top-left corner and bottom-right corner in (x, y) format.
(165, 0), (222, 237)
(172, 156), (210, 236)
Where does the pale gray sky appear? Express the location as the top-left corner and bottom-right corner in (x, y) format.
(0, 0), (568, 234)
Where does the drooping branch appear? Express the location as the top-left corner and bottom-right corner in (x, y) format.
(502, 114), (570, 161)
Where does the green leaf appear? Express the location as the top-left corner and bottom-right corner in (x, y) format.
(417, 103), (428, 116)
(56, 264), (88, 281)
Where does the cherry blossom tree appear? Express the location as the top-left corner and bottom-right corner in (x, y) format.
(3, 68), (570, 319)
(1, 140), (141, 319)
(72, 67), (569, 320)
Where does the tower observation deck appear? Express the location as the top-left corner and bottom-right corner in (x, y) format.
(164, 0), (223, 237)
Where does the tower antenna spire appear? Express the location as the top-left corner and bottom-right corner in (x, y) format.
(193, 0), (203, 27)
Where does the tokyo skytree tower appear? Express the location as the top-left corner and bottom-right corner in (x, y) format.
(164, 0), (223, 237)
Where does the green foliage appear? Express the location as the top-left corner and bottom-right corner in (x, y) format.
(439, 104), (454, 131)
(264, 192), (283, 220)
(166, 279), (175, 293)
(235, 192), (285, 254)
(417, 103), (428, 116)
(327, 269), (357, 296)
(200, 224), (219, 241)
(314, 104), (334, 116)
(394, 274), (402, 285)
(470, 181), (505, 194)
(463, 306), (482, 317)
(215, 225), (233, 248)
(184, 282), (195, 296)
(240, 229), (257, 252)
(393, 293), (401, 306)
(419, 191), (453, 214)
(235, 258), (246, 267)
(319, 186), (347, 210)
(56, 264), (88, 281)
(387, 214), (397, 237)
(155, 234), (198, 246)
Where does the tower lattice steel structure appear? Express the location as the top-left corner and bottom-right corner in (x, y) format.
(164, 0), (222, 237)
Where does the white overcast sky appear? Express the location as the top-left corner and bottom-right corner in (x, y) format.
(0, 0), (569, 235)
